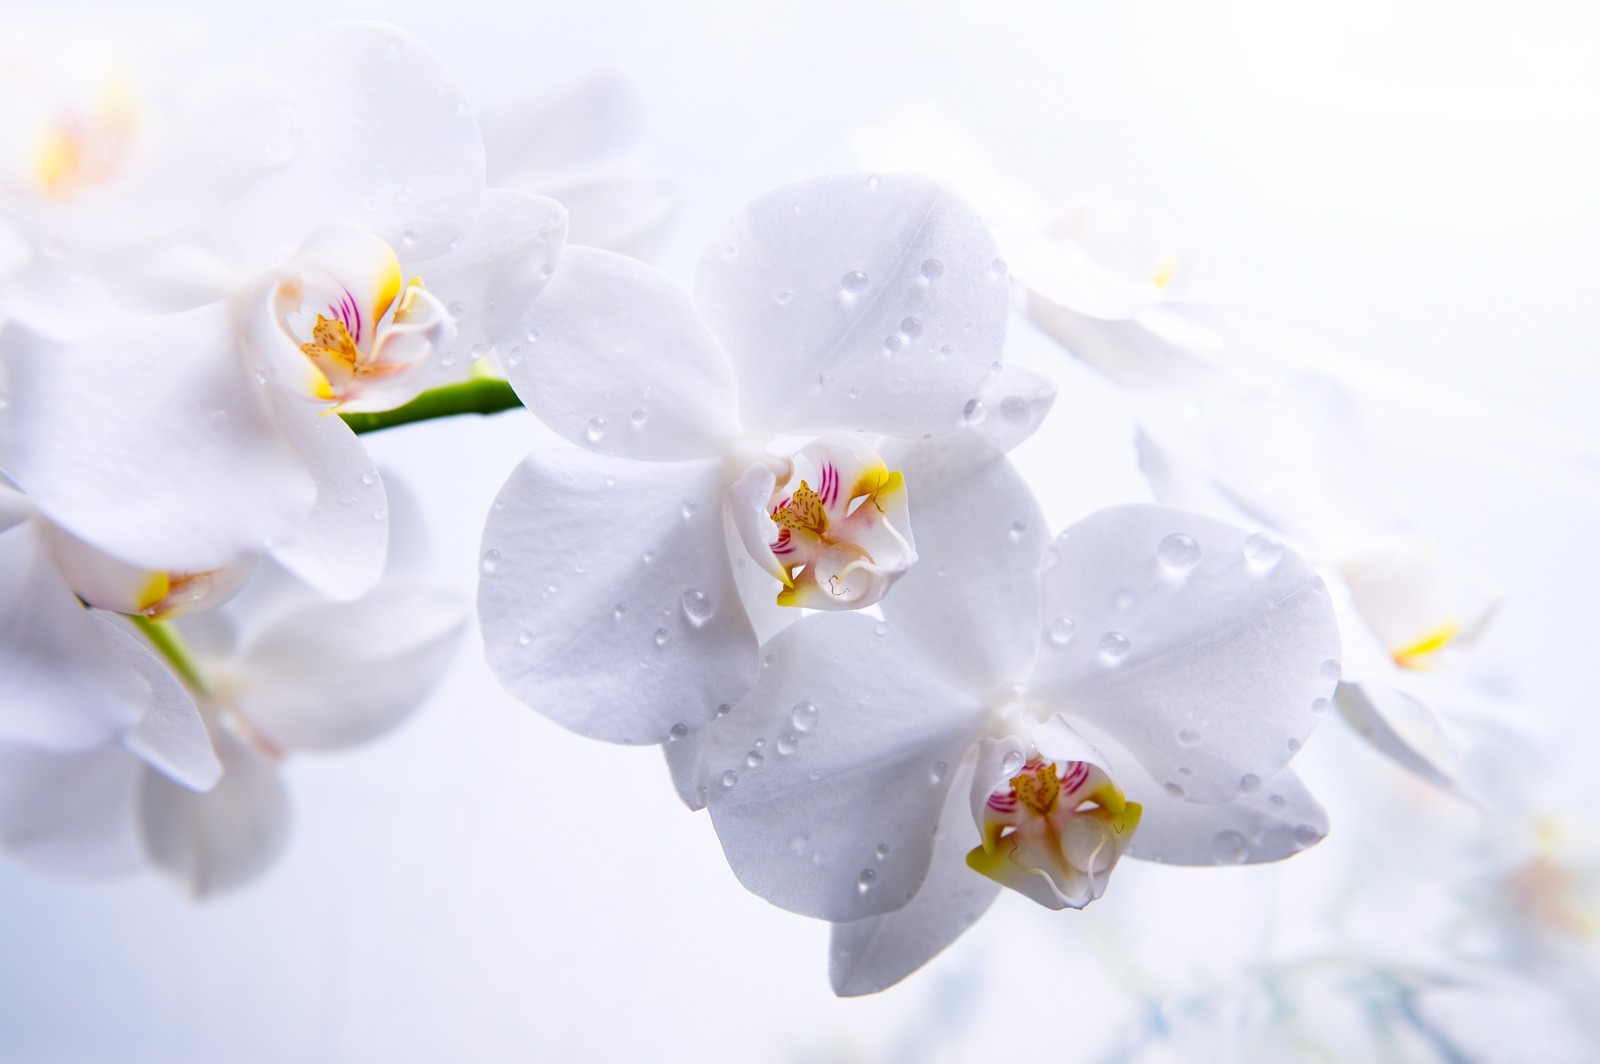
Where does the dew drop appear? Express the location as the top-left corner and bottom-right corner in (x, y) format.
(681, 588), (714, 627)
(668, 723), (689, 742)
(371, 509), (386, 521)
(1047, 617), (1077, 646)
(789, 834), (808, 854)
(504, 346), (524, 368)
(900, 317), (924, 340)
(681, 501), (698, 520)
(1211, 830), (1250, 865)
(999, 395), (1029, 422)
(447, 300), (466, 319)
(526, 329), (541, 344)
(584, 416), (607, 444)
(720, 770), (738, 789)
(840, 270), (869, 294)
(1164, 782), (1185, 798)
(920, 258), (945, 280)
(653, 627), (669, 647)
(856, 869), (877, 894)
(808, 770), (822, 782)
(930, 761), (947, 784)
(360, 468), (379, 486)
(612, 604), (627, 620)
(1239, 773), (1262, 794)
(774, 289), (794, 305)
(746, 750), (764, 768)
(1286, 737), (1302, 753)
(1157, 532), (1201, 572)
(641, 548), (655, 564)
(883, 334), (904, 354)
(517, 630), (532, 647)
(776, 733), (799, 756)
(630, 408), (647, 426)
(716, 703), (731, 718)
(1098, 632), (1131, 664)
(1040, 546), (1061, 570)
(1242, 532), (1285, 569)
(791, 701), (819, 733)
(1001, 750), (1025, 776)
(1268, 794), (1287, 810)
(479, 549), (501, 574)
(990, 258), (1009, 278)
(401, 228), (420, 246)
(867, 174), (881, 189)
(962, 398), (986, 424)
(875, 844), (891, 860)
(1310, 697), (1331, 717)
(1177, 727), (1202, 745)
(1293, 824), (1322, 847)
(1320, 659), (1342, 682)
(604, 475), (616, 488)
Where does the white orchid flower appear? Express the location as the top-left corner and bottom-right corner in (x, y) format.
(0, 486), (466, 895)
(479, 70), (677, 261)
(852, 100), (1234, 391)
(1, 23), (567, 601)
(668, 430), (1340, 994)
(478, 172), (1011, 744)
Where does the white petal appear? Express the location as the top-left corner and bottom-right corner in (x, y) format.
(879, 429), (1047, 698)
(970, 362), (1058, 452)
(829, 753), (1000, 996)
(233, 584), (465, 752)
(695, 173), (1010, 438)
(1076, 719), (1329, 865)
(216, 24), (484, 265)
(412, 190), (567, 368)
(1340, 547), (1500, 668)
(89, 615), (219, 792)
(1335, 680), (1481, 803)
(481, 71), (646, 189)
(1027, 295), (1235, 392)
(1031, 505), (1340, 804)
(965, 734), (1029, 842)
(1009, 231), (1166, 320)
(506, 247), (740, 460)
(479, 449), (758, 743)
(0, 481), (30, 533)
(0, 523), (146, 750)
(138, 725), (290, 898)
(698, 613), (987, 921)
(265, 397), (388, 602)
(0, 741), (142, 876)
(550, 177), (677, 261)
(3, 304), (315, 571)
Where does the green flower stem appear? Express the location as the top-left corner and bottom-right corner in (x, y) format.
(129, 615), (211, 697)
(340, 378), (525, 435)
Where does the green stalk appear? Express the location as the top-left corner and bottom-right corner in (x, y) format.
(340, 378), (525, 435)
(129, 615), (211, 697)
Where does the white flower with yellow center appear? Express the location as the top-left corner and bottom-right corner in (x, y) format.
(667, 430), (1340, 994)
(478, 173), (1011, 743)
(2, 23), (566, 602)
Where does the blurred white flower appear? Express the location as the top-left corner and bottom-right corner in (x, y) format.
(478, 172), (1011, 744)
(667, 430), (1340, 994)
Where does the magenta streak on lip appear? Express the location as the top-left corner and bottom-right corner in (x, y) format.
(987, 790), (1019, 812)
(819, 463), (839, 507)
(1061, 762), (1091, 795)
(329, 288), (363, 345)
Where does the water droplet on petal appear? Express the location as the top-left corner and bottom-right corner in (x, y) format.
(1001, 750), (1025, 776)
(875, 843), (890, 860)
(721, 770), (738, 789)
(1293, 824), (1322, 847)
(681, 500), (698, 520)
(1320, 659), (1342, 682)
(1008, 520), (1027, 542)
(999, 395), (1029, 422)
(526, 329), (541, 344)
(774, 289), (794, 306)
(1211, 830), (1250, 865)
(962, 398), (986, 424)
(681, 588), (713, 627)
(1310, 697), (1330, 717)
(447, 301), (466, 319)
(990, 258), (1009, 278)
(1164, 782), (1185, 798)
(930, 761), (948, 784)
(921, 258), (945, 280)
(746, 750), (764, 768)
(668, 723), (688, 742)
(716, 703), (731, 718)
(517, 630), (532, 646)
(883, 334), (904, 354)
(1157, 532), (1201, 572)
(1286, 737), (1302, 753)
(776, 733), (799, 756)
(584, 416), (607, 444)
(866, 174), (881, 189)
(840, 270), (869, 294)
(1098, 632), (1131, 664)
(900, 317), (923, 340)
(401, 228), (420, 246)
(856, 869), (876, 894)
(1243, 532), (1285, 569)
(1047, 617), (1077, 646)
(641, 548), (655, 564)
(612, 604), (627, 620)
(791, 702), (818, 733)
(480, 549), (501, 574)
(1268, 794), (1287, 810)
(361, 468), (379, 486)
(1239, 773), (1262, 793)
(630, 408), (647, 426)
(1177, 728), (1202, 745)
(653, 627), (669, 647)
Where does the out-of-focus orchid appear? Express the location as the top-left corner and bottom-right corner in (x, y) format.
(0, 486), (466, 896)
(668, 431), (1340, 994)
(478, 173), (1012, 744)
(479, 70), (677, 261)
(1, 23), (567, 602)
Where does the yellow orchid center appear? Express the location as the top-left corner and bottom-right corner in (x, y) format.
(1391, 620), (1459, 670)
(968, 757), (1142, 910)
(768, 455), (910, 609)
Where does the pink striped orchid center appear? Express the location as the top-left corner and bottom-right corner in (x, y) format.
(266, 222), (451, 411)
(968, 757), (1142, 910)
(763, 435), (915, 610)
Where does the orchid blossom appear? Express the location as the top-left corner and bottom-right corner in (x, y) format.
(478, 173), (1011, 743)
(667, 429), (1340, 993)
(1, 23), (566, 602)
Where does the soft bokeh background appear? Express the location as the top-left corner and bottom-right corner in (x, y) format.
(3, 1), (1597, 1060)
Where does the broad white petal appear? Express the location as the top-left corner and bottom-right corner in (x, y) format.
(1340, 547), (1500, 668)
(879, 429), (1047, 699)
(0, 523), (146, 750)
(506, 247), (740, 460)
(1336, 680), (1481, 803)
(4, 304), (315, 571)
(481, 71), (645, 189)
(138, 725), (290, 898)
(698, 613), (987, 921)
(233, 584), (465, 752)
(1009, 231), (1166, 320)
(0, 741), (142, 876)
(413, 190), (567, 369)
(695, 173), (1009, 438)
(265, 397), (388, 602)
(551, 177), (677, 260)
(216, 24), (484, 265)
(480, 449), (757, 743)
(1027, 295), (1235, 392)
(89, 615), (219, 792)
(970, 362), (1058, 453)
(1031, 505), (1340, 804)
(0, 482), (30, 533)
(829, 753), (1000, 996)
